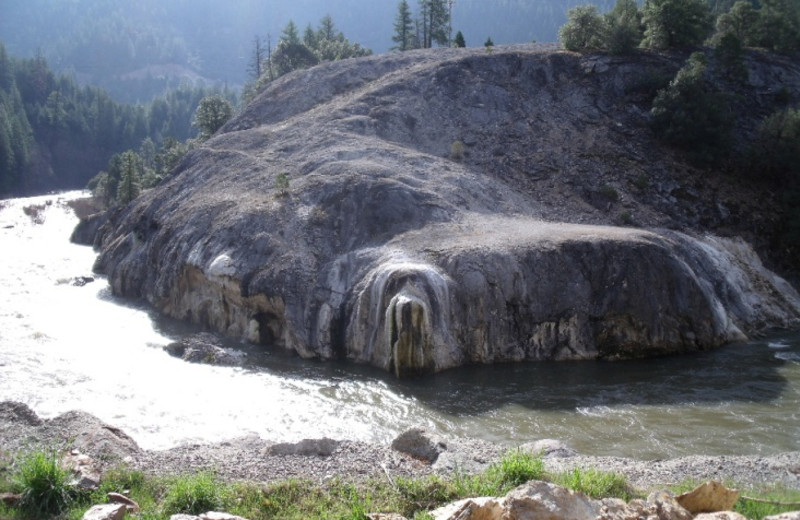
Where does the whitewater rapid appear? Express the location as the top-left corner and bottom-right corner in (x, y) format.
(1, 192), (799, 458)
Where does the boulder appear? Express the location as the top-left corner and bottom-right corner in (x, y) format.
(431, 482), (696, 520)
(0, 401), (43, 426)
(108, 492), (140, 513)
(64, 450), (101, 490)
(694, 513), (749, 520)
(520, 439), (577, 459)
(764, 513), (800, 520)
(200, 513), (250, 520)
(46, 411), (141, 461)
(391, 428), (447, 463)
(82, 504), (127, 520)
(645, 490), (693, 520)
(268, 438), (339, 456)
(0, 492), (22, 506)
(164, 332), (245, 366)
(675, 481), (740, 514)
(431, 497), (504, 520)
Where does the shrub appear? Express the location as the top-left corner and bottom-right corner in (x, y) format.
(560, 5), (606, 51)
(600, 184), (620, 202)
(714, 33), (748, 83)
(450, 140), (465, 161)
(641, 0), (713, 49)
(161, 472), (223, 515)
(650, 52), (733, 165)
(605, 0), (644, 54)
(275, 172), (291, 195)
(749, 107), (800, 181)
(12, 449), (74, 517)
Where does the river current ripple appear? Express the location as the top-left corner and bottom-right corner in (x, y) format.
(1, 192), (798, 458)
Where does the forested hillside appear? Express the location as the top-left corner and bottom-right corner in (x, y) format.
(0, 43), (234, 195)
(1, 0), (617, 103)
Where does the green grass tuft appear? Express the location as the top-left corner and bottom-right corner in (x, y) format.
(12, 449), (75, 518)
(484, 449), (546, 492)
(735, 486), (800, 520)
(161, 471), (223, 515)
(553, 467), (633, 501)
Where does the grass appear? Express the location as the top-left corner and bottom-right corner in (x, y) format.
(161, 472), (223, 515)
(667, 479), (800, 520)
(6, 449), (76, 518)
(735, 487), (800, 520)
(2, 448), (796, 520)
(552, 467), (633, 501)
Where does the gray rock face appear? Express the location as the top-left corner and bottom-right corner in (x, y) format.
(92, 45), (800, 375)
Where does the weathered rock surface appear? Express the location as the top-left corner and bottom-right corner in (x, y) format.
(391, 427), (448, 462)
(676, 481), (739, 514)
(164, 332), (246, 366)
(82, 503), (127, 520)
(268, 438), (340, 456)
(91, 45), (800, 375)
(429, 481), (698, 520)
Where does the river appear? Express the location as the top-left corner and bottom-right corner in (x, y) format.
(1, 192), (798, 459)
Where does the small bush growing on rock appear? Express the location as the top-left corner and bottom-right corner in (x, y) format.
(560, 5), (606, 51)
(12, 449), (74, 517)
(650, 52), (733, 166)
(450, 140), (465, 161)
(161, 472), (223, 515)
(600, 184), (620, 202)
(275, 172), (291, 196)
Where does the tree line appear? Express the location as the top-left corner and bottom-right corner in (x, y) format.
(559, 0), (799, 54)
(559, 0), (800, 267)
(243, 15), (372, 103)
(0, 42), (236, 197)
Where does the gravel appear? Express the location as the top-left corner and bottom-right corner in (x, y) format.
(2, 401), (799, 492)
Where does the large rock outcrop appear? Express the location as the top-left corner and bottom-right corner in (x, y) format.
(92, 45), (800, 375)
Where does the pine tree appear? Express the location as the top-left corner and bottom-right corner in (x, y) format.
(420, 0), (450, 47)
(318, 15), (339, 42)
(392, 0), (415, 51)
(280, 21), (301, 45)
(247, 36), (266, 81)
(193, 95), (234, 140)
(116, 150), (141, 205)
(454, 30), (466, 47)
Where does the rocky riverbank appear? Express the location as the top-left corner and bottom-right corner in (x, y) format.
(2, 401), (799, 493)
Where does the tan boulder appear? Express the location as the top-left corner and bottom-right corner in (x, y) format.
(676, 481), (740, 514)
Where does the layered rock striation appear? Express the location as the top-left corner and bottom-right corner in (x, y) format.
(91, 45), (800, 375)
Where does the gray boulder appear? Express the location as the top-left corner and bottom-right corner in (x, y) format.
(391, 428), (447, 463)
(164, 332), (245, 366)
(268, 438), (340, 457)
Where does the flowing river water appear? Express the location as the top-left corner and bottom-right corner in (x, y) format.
(1, 192), (799, 459)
